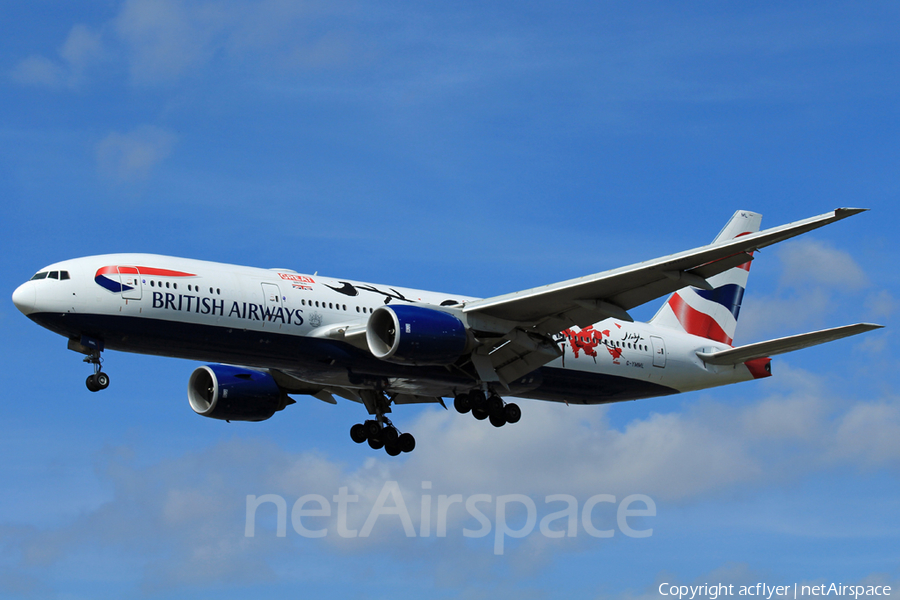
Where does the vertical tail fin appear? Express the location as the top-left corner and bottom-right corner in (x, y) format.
(649, 210), (762, 346)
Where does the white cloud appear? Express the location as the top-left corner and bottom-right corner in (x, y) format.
(5, 369), (899, 592)
(10, 24), (103, 89)
(737, 239), (878, 341)
(832, 400), (900, 468)
(114, 0), (222, 84)
(778, 239), (869, 290)
(96, 125), (177, 182)
(865, 290), (896, 320)
(59, 24), (105, 73)
(10, 55), (68, 88)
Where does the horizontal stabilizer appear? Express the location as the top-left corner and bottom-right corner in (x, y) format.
(696, 323), (883, 365)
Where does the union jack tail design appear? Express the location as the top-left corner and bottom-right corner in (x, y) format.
(649, 210), (762, 346)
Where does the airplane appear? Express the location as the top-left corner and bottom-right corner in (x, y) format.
(12, 208), (882, 456)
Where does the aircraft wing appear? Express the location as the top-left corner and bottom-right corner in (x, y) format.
(460, 208), (867, 385)
(695, 323), (883, 365)
(463, 208), (865, 334)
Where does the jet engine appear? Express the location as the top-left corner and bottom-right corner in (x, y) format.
(188, 365), (292, 422)
(366, 305), (469, 365)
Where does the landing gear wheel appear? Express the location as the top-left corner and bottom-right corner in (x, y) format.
(95, 372), (110, 390)
(469, 389), (486, 409)
(504, 403), (521, 424)
(86, 374), (100, 392)
(368, 434), (384, 450)
(350, 423), (368, 444)
(454, 393), (471, 414)
(365, 420), (381, 438)
(472, 407), (488, 420)
(385, 444), (401, 456)
(398, 432), (416, 453)
(486, 395), (503, 416)
(489, 412), (507, 428)
(382, 426), (399, 445)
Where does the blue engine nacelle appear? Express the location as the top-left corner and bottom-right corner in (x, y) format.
(366, 304), (469, 366)
(188, 365), (292, 422)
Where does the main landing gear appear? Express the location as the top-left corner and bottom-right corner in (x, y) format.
(350, 418), (416, 456)
(454, 390), (521, 428)
(84, 350), (110, 392)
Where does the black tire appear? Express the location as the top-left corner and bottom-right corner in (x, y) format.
(472, 407), (488, 420)
(385, 444), (401, 457)
(398, 432), (416, 453)
(469, 389), (486, 409)
(86, 374), (100, 392)
(96, 372), (110, 390)
(454, 393), (471, 414)
(486, 395), (503, 415)
(504, 403), (522, 424)
(382, 426), (399, 445)
(489, 412), (506, 428)
(368, 434), (384, 450)
(365, 420), (381, 438)
(350, 423), (367, 443)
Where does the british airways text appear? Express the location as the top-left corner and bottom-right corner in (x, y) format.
(151, 292), (304, 326)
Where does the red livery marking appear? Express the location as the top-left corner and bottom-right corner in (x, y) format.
(607, 346), (623, 363)
(733, 231), (755, 271)
(138, 267), (197, 277)
(563, 326), (609, 358)
(278, 273), (315, 284)
(667, 292), (733, 346)
(96, 266), (196, 278)
(745, 357), (772, 379)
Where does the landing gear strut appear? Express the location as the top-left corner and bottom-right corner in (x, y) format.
(83, 351), (110, 392)
(454, 390), (520, 428)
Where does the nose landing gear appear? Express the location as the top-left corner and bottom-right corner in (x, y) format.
(83, 351), (110, 392)
(69, 337), (110, 392)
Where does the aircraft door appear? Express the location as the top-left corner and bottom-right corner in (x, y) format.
(118, 267), (142, 300)
(650, 335), (666, 368)
(261, 283), (282, 325)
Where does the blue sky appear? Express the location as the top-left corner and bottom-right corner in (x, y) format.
(1, 1), (898, 598)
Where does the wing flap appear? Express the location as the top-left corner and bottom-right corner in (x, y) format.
(696, 323), (883, 365)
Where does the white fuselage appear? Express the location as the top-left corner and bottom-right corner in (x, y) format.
(13, 254), (764, 405)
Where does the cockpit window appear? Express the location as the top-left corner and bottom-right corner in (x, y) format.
(29, 270), (70, 281)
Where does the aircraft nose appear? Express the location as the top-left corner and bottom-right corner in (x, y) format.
(12, 281), (36, 315)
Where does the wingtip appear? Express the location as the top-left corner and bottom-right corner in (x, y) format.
(834, 207), (869, 218)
